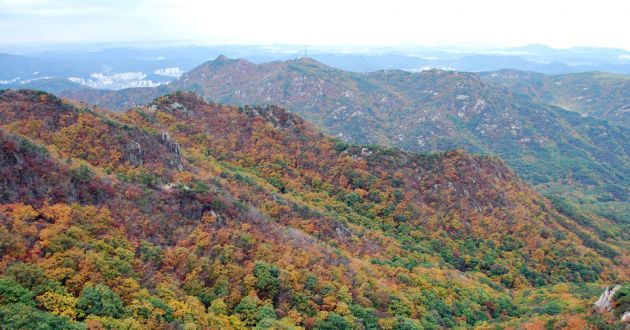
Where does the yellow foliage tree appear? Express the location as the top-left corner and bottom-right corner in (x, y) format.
(37, 291), (79, 320)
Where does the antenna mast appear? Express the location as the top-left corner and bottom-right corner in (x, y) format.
(304, 44), (307, 58)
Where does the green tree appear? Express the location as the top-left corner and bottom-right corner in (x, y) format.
(77, 284), (124, 318)
(0, 278), (34, 306)
(235, 295), (261, 326)
(388, 294), (413, 317)
(392, 316), (423, 330)
(256, 303), (277, 322)
(349, 304), (379, 330)
(343, 192), (362, 207)
(540, 300), (563, 316)
(254, 262), (280, 299)
(5, 262), (56, 295)
(314, 312), (351, 330)
(139, 240), (164, 265)
(0, 303), (85, 330)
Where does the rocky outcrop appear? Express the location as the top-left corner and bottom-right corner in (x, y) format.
(594, 285), (622, 313)
(125, 141), (144, 166)
(240, 105), (302, 129)
(164, 101), (191, 116)
(594, 285), (630, 328)
(160, 130), (183, 171)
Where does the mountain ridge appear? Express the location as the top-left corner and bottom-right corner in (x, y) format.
(54, 57), (629, 220)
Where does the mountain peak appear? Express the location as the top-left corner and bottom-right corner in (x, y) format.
(207, 54), (252, 67)
(292, 56), (319, 64)
(214, 54), (230, 62)
(286, 56), (332, 69)
(148, 91), (206, 116)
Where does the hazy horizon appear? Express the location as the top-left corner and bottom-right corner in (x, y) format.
(1, 0), (629, 51)
(2, 42), (629, 58)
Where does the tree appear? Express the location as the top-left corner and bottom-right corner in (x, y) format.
(540, 300), (563, 316)
(392, 316), (423, 330)
(349, 304), (379, 330)
(0, 278), (33, 306)
(314, 312), (351, 330)
(388, 294), (413, 317)
(77, 284), (124, 318)
(0, 303), (84, 330)
(254, 317), (302, 330)
(5, 262), (56, 295)
(128, 293), (174, 324)
(256, 303), (277, 322)
(254, 262), (280, 299)
(234, 295), (260, 326)
(139, 240), (164, 265)
(37, 291), (79, 320)
(209, 298), (228, 315)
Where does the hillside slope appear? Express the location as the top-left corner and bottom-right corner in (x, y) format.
(0, 90), (627, 328)
(61, 57), (630, 220)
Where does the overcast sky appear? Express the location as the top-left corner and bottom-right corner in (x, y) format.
(1, 0), (628, 50)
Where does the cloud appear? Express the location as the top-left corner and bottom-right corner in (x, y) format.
(0, 0), (176, 44)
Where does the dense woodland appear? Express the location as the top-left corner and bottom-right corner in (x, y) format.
(0, 90), (628, 329)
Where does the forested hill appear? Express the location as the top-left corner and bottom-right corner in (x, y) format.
(0, 90), (627, 328)
(58, 57), (630, 223)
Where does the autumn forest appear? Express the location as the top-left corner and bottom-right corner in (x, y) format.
(0, 89), (627, 329)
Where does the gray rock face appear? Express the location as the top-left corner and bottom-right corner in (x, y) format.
(125, 141), (143, 166)
(239, 105), (301, 129)
(166, 102), (192, 116)
(160, 130), (184, 171)
(594, 285), (622, 313)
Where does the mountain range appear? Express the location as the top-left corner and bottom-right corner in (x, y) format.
(56, 56), (630, 224)
(2, 44), (630, 92)
(0, 89), (627, 328)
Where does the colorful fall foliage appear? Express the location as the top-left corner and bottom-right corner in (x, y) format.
(0, 90), (627, 329)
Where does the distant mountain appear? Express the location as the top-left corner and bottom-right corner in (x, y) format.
(0, 50), (188, 90)
(450, 55), (576, 74)
(481, 70), (630, 127)
(4, 77), (84, 94)
(0, 90), (627, 328)
(61, 85), (170, 110)
(2, 44), (630, 92)
(0, 53), (39, 79)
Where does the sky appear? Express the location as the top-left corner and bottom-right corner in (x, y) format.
(0, 0), (629, 50)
